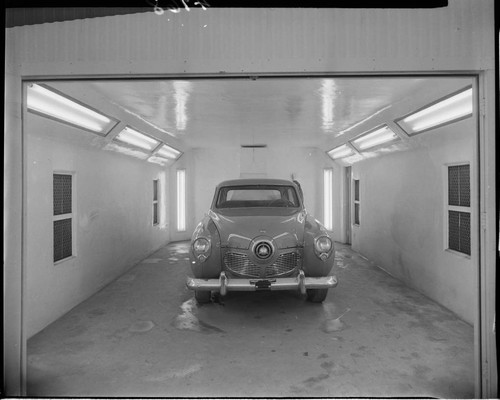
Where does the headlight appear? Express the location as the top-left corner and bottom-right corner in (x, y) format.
(193, 237), (211, 262)
(193, 238), (210, 252)
(314, 236), (332, 253)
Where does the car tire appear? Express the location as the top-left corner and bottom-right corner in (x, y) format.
(195, 290), (211, 304)
(306, 288), (328, 303)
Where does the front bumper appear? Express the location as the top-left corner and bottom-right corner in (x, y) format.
(186, 270), (337, 296)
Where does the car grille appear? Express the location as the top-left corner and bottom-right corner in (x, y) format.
(265, 252), (301, 276)
(224, 252), (261, 277)
(224, 251), (300, 278)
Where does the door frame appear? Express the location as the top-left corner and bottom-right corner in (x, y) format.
(5, 70), (495, 397)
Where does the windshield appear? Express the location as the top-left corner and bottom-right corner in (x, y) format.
(216, 185), (300, 208)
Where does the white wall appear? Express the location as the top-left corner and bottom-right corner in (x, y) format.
(349, 118), (475, 323)
(25, 114), (170, 338)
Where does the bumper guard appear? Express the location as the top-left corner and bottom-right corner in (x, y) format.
(186, 270), (337, 296)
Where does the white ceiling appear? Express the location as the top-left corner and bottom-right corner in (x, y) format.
(45, 76), (474, 156)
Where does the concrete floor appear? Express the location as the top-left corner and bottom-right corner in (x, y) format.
(27, 241), (475, 398)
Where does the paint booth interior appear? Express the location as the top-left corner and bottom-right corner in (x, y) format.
(24, 75), (477, 339)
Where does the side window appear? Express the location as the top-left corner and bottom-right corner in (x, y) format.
(53, 173), (74, 263)
(447, 164), (471, 256)
(153, 179), (159, 226)
(354, 179), (360, 226)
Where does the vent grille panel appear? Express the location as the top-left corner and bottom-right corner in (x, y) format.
(53, 174), (72, 215)
(448, 167), (460, 206)
(153, 203), (158, 225)
(448, 211), (471, 256)
(54, 218), (72, 262)
(153, 179), (158, 201)
(448, 164), (470, 207)
(460, 212), (471, 255)
(460, 166), (470, 207)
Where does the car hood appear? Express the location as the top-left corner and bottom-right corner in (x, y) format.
(208, 208), (306, 249)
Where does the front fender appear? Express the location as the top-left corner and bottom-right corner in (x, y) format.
(302, 215), (335, 277)
(189, 216), (222, 279)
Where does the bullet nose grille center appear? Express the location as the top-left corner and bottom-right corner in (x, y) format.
(255, 241), (273, 260)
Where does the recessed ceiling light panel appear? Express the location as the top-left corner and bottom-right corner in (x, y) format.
(327, 144), (355, 160)
(396, 87), (473, 135)
(351, 125), (398, 151)
(27, 83), (118, 134)
(148, 155), (174, 165)
(114, 126), (161, 152)
(156, 144), (182, 160)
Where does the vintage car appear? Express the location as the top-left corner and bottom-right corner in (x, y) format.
(186, 178), (337, 303)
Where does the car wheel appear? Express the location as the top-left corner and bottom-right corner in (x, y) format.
(195, 290), (211, 304)
(306, 288), (328, 303)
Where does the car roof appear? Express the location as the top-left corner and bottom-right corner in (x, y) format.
(216, 178), (297, 188)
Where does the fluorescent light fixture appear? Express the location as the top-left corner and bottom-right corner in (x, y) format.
(396, 87), (473, 135)
(177, 169), (186, 232)
(27, 83), (117, 134)
(327, 144), (355, 160)
(114, 126), (160, 152)
(148, 155), (173, 165)
(323, 168), (333, 230)
(156, 144), (182, 160)
(351, 125), (398, 151)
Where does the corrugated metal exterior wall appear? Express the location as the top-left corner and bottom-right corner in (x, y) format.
(6, 1), (495, 77)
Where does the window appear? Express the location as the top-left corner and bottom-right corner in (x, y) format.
(153, 179), (159, 226)
(177, 169), (186, 232)
(354, 179), (360, 226)
(323, 169), (333, 230)
(447, 164), (471, 256)
(53, 173), (74, 263)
